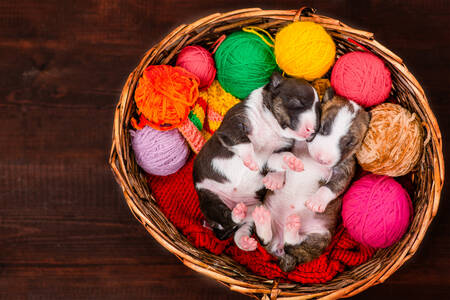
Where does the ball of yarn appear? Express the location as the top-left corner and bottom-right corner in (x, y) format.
(130, 126), (189, 176)
(342, 174), (413, 248)
(215, 31), (278, 99)
(331, 51), (391, 107)
(275, 21), (335, 81)
(176, 46), (216, 89)
(356, 103), (423, 177)
(134, 65), (199, 130)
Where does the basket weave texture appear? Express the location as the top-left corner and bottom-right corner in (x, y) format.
(109, 7), (444, 300)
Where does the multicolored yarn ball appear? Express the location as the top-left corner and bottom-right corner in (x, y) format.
(201, 80), (240, 134)
(342, 174), (413, 248)
(178, 97), (207, 154)
(176, 46), (216, 89)
(130, 126), (189, 176)
(331, 51), (391, 107)
(275, 21), (335, 81)
(134, 65), (199, 130)
(356, 103), (423, 177)
(214, 30), (278, 99)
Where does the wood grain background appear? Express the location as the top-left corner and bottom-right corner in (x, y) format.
(0, 0), (449, 299)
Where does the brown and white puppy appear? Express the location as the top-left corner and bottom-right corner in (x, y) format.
(193, 72), (320, 251)
(252, 88), (370, 271)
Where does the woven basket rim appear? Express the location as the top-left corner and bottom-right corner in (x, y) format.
(109, 7), (444, 299)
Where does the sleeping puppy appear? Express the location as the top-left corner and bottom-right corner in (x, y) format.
(193, 72), (320, 250)
(253, 88), (370, 270)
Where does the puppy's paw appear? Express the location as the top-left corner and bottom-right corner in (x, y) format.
(283, 154), (304, 172)
(252, 206), (271, 227)
(237, 235), (258, 251)
(232, 202), (247, 224)
(285, 214), (301, 232)
(305, 187), (334, 213)
(262, 172), (285, 190)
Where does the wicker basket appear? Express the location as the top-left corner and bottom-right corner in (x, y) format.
(109, 7), (444, 299)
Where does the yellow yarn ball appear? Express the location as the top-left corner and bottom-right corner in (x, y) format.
(275, 22), (336, 80)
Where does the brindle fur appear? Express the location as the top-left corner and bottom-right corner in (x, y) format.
(278, 89), (370, 272)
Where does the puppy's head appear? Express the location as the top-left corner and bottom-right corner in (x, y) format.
(307, 88), (370, 167)
(262, 72), (320, 141)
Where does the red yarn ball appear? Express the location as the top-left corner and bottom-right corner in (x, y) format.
(342, 174), (413, 249)
(176, 46), (216, 89)
(331, 52), (391, 107)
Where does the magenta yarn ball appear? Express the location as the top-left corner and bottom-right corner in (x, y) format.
(130, 126), (189, 176)
(176, 45), (216, 89)
(331, 51), (392, 107)
(342, 174), (413, 248)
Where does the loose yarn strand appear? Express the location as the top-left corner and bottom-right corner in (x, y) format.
(242, 26), (275, 47)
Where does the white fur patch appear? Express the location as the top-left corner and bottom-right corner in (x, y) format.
(308, 105), (358, 166)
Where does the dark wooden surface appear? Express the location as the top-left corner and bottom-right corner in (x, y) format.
(0, 0), (449, 299)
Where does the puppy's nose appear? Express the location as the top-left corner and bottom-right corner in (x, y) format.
(304, 124), (315, 134)
(315, 153), (331, 165)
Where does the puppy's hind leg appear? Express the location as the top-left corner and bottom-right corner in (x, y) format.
(252, 206), (272, 245)
(197, 189), (238, 240)
(285, 231), (332, 265)
(234, 221), (257, 251)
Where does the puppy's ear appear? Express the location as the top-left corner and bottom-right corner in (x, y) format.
(217, 131), (233, 147)
(268, 71), (283, 92)
(322, 87), (335, 103)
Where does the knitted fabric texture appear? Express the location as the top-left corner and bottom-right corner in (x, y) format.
(134, 65), (199, 130)
(356, 103), (423, 176)
(178, 97), (207, 153)
(200, 80), (240, 135)
(147, 157), (375, 283)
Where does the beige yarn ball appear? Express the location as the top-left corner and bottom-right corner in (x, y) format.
(356, 103), (423, 176)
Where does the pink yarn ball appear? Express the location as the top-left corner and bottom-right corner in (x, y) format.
(331, 51), (392, 107)
(176, 45), (216, 89)
(342, 174), (413, 248)
(130, 126), (189, 176)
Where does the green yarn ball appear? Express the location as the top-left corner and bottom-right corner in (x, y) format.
(214, 31), (278, 99)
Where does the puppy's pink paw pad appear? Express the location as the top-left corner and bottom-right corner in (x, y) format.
(285, 214), (301, 232)
(252, 206), (271, 226)
(243, 158), (258, 171)
(238, 236), (257, 251)
(262, 172), (285, 190)
(232, 202), (247, 223)
(283, 155), (304, 172)
(305, 194), (327, 213)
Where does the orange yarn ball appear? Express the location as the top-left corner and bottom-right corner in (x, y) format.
(134, 65), (200, 130)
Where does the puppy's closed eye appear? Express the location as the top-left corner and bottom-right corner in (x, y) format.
(341, 135), (355, 147)
(285, 98), (304, 110)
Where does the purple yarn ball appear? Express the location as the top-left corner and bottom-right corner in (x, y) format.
(130, 126), (189, 176)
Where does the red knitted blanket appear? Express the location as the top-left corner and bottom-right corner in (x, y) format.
(147, 157), (375, 283)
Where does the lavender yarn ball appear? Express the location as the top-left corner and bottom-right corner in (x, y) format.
(130, 126), (189, 176)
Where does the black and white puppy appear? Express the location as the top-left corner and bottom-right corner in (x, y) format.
(252, 88), (371, 271)
(193, 72), (320, 251)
